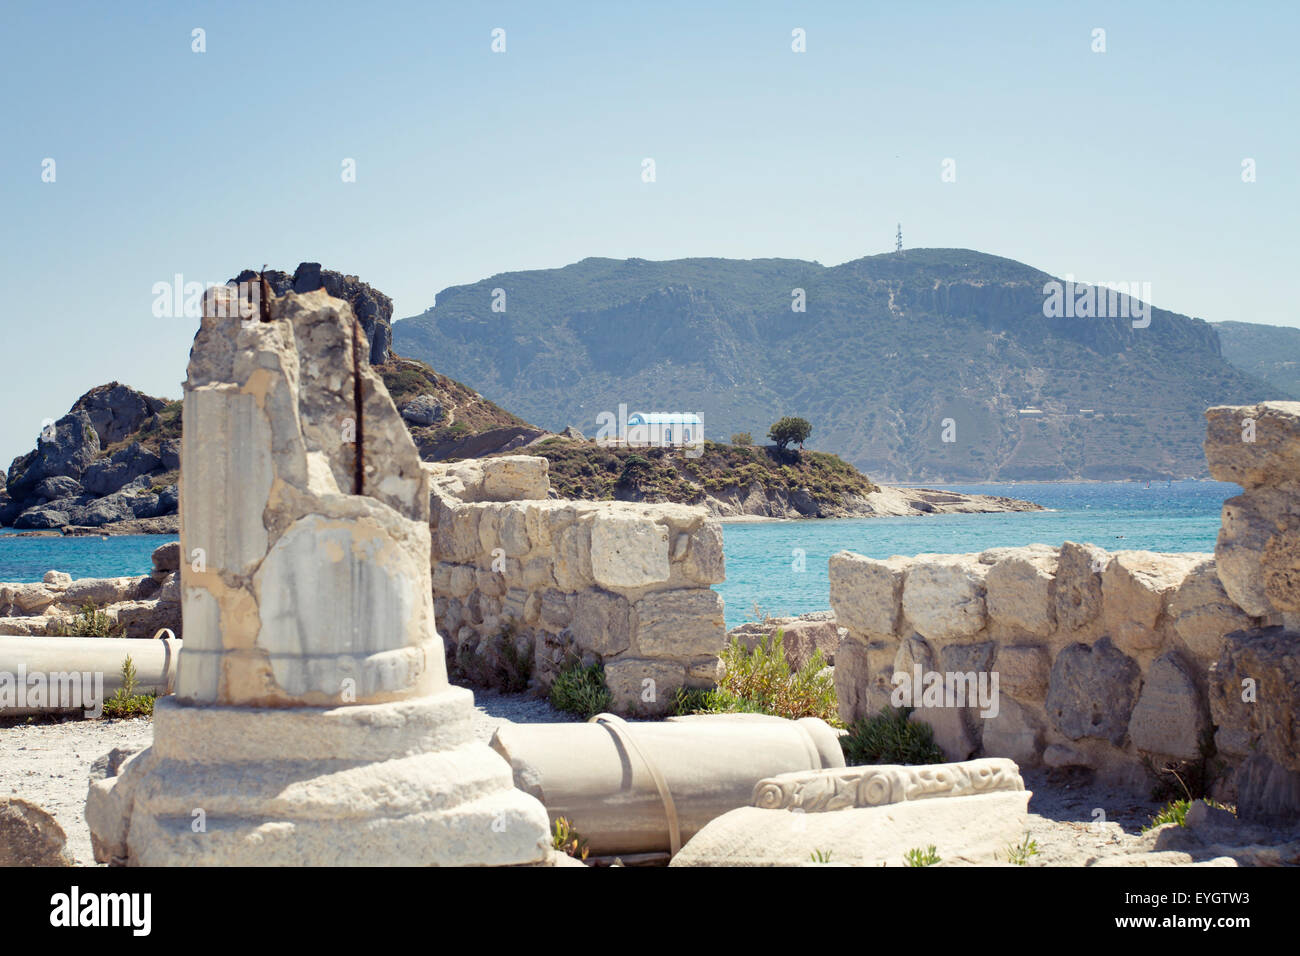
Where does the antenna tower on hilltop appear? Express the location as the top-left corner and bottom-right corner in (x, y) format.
(895, 224), (903, 254)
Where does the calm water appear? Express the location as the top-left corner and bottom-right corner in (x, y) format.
(716, 481), (1239, 628)
(0, 481), (1239, 630)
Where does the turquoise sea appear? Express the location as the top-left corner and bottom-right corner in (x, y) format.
(715, 481), (1239, 629)
(0, 481), (1240, 630)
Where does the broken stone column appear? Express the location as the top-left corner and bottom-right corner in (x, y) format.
(491, 713), (846, 856)
(85, 285), (553, 865)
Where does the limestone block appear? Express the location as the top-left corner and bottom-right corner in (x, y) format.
(834, 638), (897, 723)
(521, 556), (557, 591)
(1170, 557), (1256, 662)
(475, 568), (505, 598)
(60, 576), (145, 608)
(539, 589), (573, 630)
(1103, 551), (1203, 652)
(918, 642), (996, 761)
(676, 520), (726, 585)
(604, 658), (687, 715)
(436, 503), (482, 565)
(448, 564), (475, 598)
(590, 513), (671, 590)
(981, 697), (1044, 768)
(828, 551), (907, 636)
(1046, 637), (1140, 746)
(476, 504), (502, 556)
(985, 548), (1057, 634)
(994, 644), (1051, 702)
(1204, 402), (1300, 490)
(1128, 651), (1210, 760)
(1209, 626), (1300, 770)
(0, 583), (57, 614)
(1054, 541), (1108, 632)
(480, 455), (549, 501)
(634, 589), (725, 659)
(500, 506), (531, 556)
(1211, 494), (1284, 621)
(901, 558), (987, 643)
(43, 570), (72, 589)
(571, 589), (632, 657)
(672, 759), (1029, 867)
(553, 523), (594, 591)
(151, 541), (181, 573)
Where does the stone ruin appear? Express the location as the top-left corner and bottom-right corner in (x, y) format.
(830, 401), (1300, 822)
(74, 275), (1299, 865)
(426, 457), (726, 714)
(85, 284), (556, 865)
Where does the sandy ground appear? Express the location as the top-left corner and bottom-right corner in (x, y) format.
(5, 700), (1296, 867)
(0, 688), (577, 866)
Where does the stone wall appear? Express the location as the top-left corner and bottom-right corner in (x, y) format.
(427, 455), (726, 714)
(831, 402), (1300, 818)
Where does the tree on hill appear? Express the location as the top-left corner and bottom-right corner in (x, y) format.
(768, 417), (812, 452)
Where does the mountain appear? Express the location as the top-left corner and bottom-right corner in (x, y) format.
(392, 249), (1284, 481)
(1214, 321), (1300, 401)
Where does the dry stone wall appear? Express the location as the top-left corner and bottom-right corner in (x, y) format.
(831, 402), (1300, 820)
(427, 456), (726, 714)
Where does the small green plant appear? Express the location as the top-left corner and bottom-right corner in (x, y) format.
(549, 659), (613, 719)
(100, 655), (155, 719)
(551, 817), (589, 861)
(672, 632), (839, 724)
(1143, 798), (1190, 832)
(809, 849), (833, 864)
(730, 432), (753, 446)
(840, 707), (945, 766)
(904, 845), (941, 867)
(1004, 834), (1040, 865)
(57, 602), (123, 638)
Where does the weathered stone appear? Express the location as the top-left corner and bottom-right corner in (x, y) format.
(981, 697), (1044, 767)
(1213, 491), (1299, 618)
(829, 551), (906, 636)
(553, 523), (594, 591)
(1204, 402), (1300, 490)
(0, 798), (73, 866)
(1046, 637), (1140, 746)
(400, 394), (444, 427)
(634, 589), (725, 659)
(604, 658), (686, 716)
(994, 644), (1051, 702)
(901, 557), (987, 642)
(480, 456), (549, 502)
(1208, 626), (1300, 770)
(1103, 551), (1203, 653)
(985, 548), (1057, 634)
(85, 284), (555, 867)
(729, 614), (840, 669)
(1128, 652), (1210, 760)
(671, 759), (1029, 867)
(151, 540), (181, 573)
(677, 521), (725, 585)
(1171, 557), (1256, 662)
(571, 589), (632, 657)
(1055, 541), (1108, 631)
(834, 638), (896, 723)
(590, 513), (670, 590)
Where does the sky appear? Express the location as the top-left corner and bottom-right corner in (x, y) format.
(2, 1), (1297, 466)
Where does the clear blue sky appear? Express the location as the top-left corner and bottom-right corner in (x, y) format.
(2, 1), (1296, 465)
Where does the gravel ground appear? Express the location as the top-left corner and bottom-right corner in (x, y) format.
(0, 687), (579, 866)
